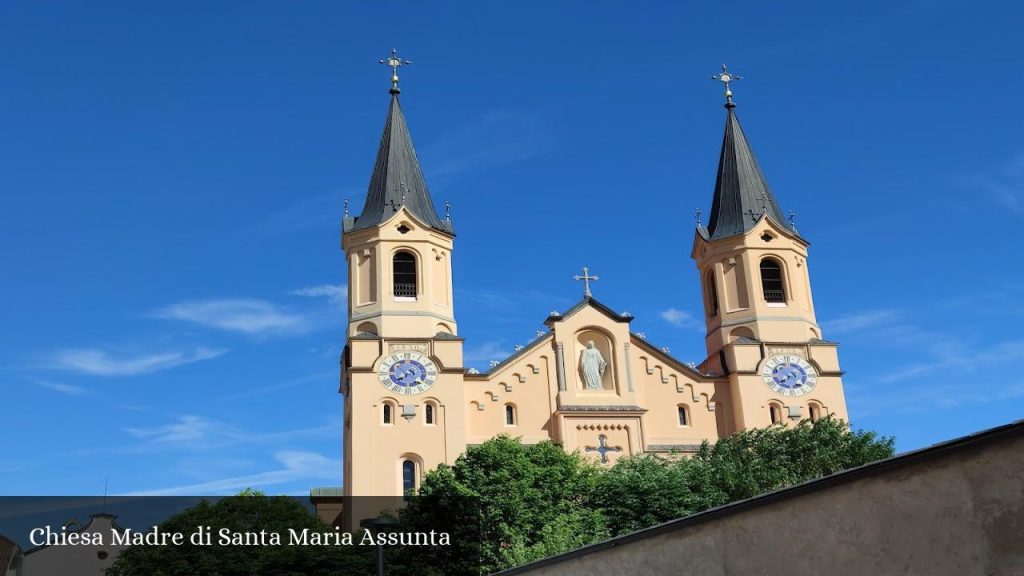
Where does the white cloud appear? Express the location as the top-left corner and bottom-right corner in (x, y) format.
(820, 309), (901, 335)
(33, 379), (89, 396)
(124, 415), (222, 444)
(125, 451), (338, 496)
(660, 308), (702, 330)
(152, 299), (309, 336)
(424, 110), (550, 183)
(260, 191), (350, 235)
(463, 341), (509, 366)
(51, 347), (225, 376)
(976, 151), (1024, 216)
(120, 414), (336, 452)
(290, 284), (347, 307)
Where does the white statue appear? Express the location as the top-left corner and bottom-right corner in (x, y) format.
(580, 341), (607, 390)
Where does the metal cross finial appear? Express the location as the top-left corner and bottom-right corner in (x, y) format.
(710, 64), (742, 108)
(694, 207), (703, 227)
(379, 48), (412, 94)
(585, 434), (623, 464)
(788, 210), (798, 228)
(445, 201), (451, 222)
(573, 266), (599, 298)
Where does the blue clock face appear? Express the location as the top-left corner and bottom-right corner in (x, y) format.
(761, 355), (817, 397)
(771, 364), (808, 389)
(378, 352), (438, 395)
(390, 360), (427, 386)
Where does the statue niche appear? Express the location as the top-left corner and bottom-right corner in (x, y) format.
(576, 330), (615, 392)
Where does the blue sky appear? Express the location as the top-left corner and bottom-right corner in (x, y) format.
(1, 1), (1022, 496)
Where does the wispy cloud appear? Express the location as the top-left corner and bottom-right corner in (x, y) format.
(878, 339), (1024, 384)
(125, 415), (222, 444)
(820, 309), (900, 335)
(152, 299), (310, 336)
(463, 341), (509, 367)
(260, 191), (350, 235)
(975, 151), (1024, 216)
(660, 308), (703, 330)
(121, 415), (335, 452)
(50, 347), (225, 376)
(33, 379), (89, 396)
(211, 371), (335, 403)
(126, 451), (338, 496)
(423, 110), (551, 185)
(290, 284), (347, 307)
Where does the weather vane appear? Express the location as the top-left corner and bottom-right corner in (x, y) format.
(710, 64), (742, 107)
(379, 48), (412, 94)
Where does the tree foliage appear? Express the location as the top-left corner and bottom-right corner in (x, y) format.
(106, 489), (373, 576)
(406, 417), (894, 572)
(398, 436), (608, 575)
(107, 419), (894, 575)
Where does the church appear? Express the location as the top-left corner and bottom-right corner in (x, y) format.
(317, 55), (849, 529)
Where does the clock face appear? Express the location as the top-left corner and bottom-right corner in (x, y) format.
(761, 355), (817, 397)
(378, 352), (438, 395)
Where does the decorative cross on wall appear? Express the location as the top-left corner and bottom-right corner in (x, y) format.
(585, 434), (622, 464)
(573, 267), (599, 298)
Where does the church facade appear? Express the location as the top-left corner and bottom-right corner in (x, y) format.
(326, 62), (848, 528)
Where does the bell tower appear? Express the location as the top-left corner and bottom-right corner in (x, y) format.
(340, 51), (466, 529)
(691, 66), (848, 431)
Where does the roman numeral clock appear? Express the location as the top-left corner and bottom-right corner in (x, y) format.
(378, 351), (439, 395)
(761, 355), (818, 397)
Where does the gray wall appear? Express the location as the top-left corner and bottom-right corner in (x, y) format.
(497, 422), (1024, 576)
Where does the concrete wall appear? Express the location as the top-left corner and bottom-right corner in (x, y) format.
(496, 421), (1024, 576)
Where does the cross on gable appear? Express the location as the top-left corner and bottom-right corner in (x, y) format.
(585, 434), (622, 464)
(573, 266), (599, 298)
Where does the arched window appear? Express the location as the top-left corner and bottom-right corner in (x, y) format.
(505, 404), (516, 426)
(382, 403), (393, 425)
(402, 460), (416, 495)
(706, 272), (719, 316)
(769, 403), (783, 424)
(677, 405), (690, 426)
(760, 259), (786, 303)
(393, 251), (417, 299)
(425, 403), (435, 425)
(808, 402), (821, 422)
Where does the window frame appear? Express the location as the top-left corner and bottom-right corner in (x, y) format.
(677, 404), (690, 427)
(759, 258), (787, 305)
(392, 250), (418, 301)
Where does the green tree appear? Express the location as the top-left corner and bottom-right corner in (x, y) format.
(594, 453), (727, 535)
(398, 436), (609, 575)
(697, 416), (895, 502)
(106, 489), (373, 576)
(597, 416), (895, 535)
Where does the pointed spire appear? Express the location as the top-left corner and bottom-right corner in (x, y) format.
(704, 72), (796, 241)
(347, 56), (451, 235)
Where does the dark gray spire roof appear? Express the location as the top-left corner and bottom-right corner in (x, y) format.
(347, 93), (452, 235)
(704, 105), (797, 241)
